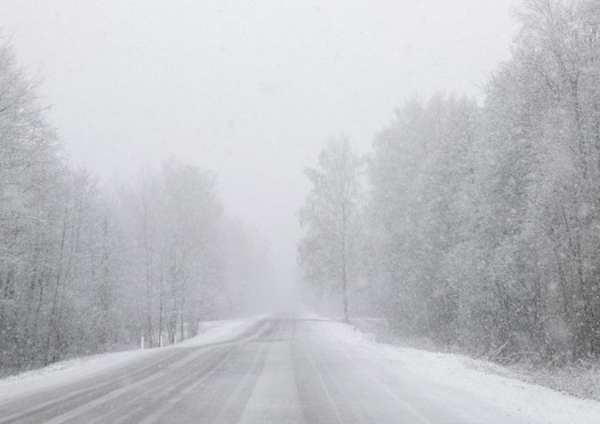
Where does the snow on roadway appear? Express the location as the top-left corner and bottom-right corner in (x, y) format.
(318, 318), (600, 424)
(3, 313), (600, 424)
(0, 315), (265, 404)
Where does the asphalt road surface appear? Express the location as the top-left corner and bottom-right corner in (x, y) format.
(0, 317), (522, 424)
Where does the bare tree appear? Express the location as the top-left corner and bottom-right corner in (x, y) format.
(299, 138), (363, 322)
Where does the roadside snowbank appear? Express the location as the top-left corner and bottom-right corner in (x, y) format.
(513, 361), (600, 402)
(317, 318), (600, 424)
(0, 315), (265, 403)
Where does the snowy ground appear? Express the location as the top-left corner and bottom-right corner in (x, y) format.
(321, 318), (600, 424)
(2, 313), (600, 423)
(352, 315), (600, 401)
(0, 315), (265, 404)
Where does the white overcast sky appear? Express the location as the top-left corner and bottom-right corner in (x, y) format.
(1, 0), (518, 282)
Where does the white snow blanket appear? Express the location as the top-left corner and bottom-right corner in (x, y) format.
(318, 318), (600, 424)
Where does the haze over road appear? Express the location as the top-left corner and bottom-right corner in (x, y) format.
(0, 316), (526, 424)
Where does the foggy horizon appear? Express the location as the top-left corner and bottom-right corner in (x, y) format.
(0, 0), (518, 285)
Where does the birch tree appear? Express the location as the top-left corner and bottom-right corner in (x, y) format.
(298, 138), (363, 322)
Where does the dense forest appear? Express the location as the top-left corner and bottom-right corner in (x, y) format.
(0, 39), (270, 373)
(299, 0), (600, 364)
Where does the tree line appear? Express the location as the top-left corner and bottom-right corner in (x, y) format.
(299, 0), (600, 363)
(0, 39), (269, 373)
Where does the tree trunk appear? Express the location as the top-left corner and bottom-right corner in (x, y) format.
(342, 257), (349, 323)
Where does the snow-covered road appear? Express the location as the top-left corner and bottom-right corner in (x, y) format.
(1, 316), (599, 423)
